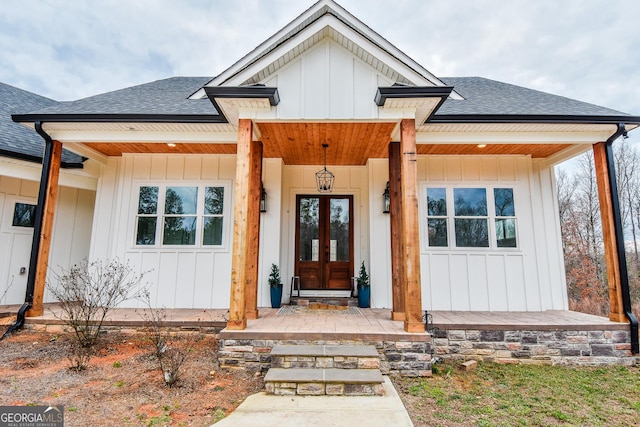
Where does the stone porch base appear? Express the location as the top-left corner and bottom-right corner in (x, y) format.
(432, 328), (637, 366)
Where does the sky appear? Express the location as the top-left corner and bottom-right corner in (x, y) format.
(2, 0), (640, 156)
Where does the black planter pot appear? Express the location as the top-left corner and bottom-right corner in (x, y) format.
(270, 285), (283, 308)
(357, 285), (370, 308)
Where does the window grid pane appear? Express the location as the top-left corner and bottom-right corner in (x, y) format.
(138, 186), (158, 214)
(163, 216), (197, 245)
(455, 218), (489, 247)
(454, 188), (487, 216)
(205, 187), (224, 215)
(203, 216), (223, 245)
(494, 188), (517, 248)
(165, 186), (198, 215)
(426, 188), (448, 247)
(428, 218), (448, 247)
(136, 217), (157, 245)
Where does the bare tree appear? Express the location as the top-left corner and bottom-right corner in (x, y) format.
(615, 138), (640, 272)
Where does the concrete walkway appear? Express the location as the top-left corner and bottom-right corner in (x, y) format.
(211, 377), (413, 426)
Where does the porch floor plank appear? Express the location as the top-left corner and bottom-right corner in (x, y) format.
(8, 304), (628, 335)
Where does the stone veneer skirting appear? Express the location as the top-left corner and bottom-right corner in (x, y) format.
(218, 339), (432, 377)
(432, 328), (638, 366)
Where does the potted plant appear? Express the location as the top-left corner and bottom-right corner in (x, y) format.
(269, 263), (283, 308)
(356, 261), (370, 308)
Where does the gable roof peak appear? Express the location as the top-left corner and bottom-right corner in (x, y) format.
(194, 0), (457, 98)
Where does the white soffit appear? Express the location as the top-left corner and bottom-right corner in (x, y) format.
(419, 122), (618, 134)
(416, 125), (617, 144)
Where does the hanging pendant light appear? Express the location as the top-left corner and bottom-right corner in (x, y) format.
(316, 143), (334, 193)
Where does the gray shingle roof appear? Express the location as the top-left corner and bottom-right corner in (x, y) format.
(437, 77), (630, 117)
(1, 82), (83, 166)
(27, 77), (216, 116)
(13, 76), (636, 127)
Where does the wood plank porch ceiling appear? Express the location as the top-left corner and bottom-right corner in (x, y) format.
(417, 143), (571, 158)
(83, 122), (572, 162)
(258, 122), (396, 165)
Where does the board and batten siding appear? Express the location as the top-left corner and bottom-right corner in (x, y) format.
(258, 38), (393, 120)
(367, 155), (567, 312)
(417, 155), (567, 312)
(90, 154), (240, 309)
(0, 176), (95, 305)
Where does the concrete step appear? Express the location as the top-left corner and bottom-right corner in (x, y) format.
(270, 344), (380, 369)
(264, 368), (385, 396)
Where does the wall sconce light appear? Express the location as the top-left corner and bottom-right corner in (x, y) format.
(383, 181), (390, 214)
(260, 183), (267, 213)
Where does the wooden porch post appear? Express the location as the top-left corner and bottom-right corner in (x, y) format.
(389, 141), (405, 321)
(399, 119), (424, 332)
(228, 119), (255, 329)
(245, 140), (263, 320)
(27, 138), (62, 317)
(593, 142), (626, 322)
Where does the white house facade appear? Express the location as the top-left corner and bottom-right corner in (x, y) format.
(0, 83), (97, 307)
(11, 1), (640, 338)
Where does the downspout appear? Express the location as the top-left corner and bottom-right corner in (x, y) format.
(604, 122), (639, 354)
(1, 121), (54, 340)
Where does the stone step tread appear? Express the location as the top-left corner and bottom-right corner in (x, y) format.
(265, 368), (384, 384)
(270, 344), (379, 358)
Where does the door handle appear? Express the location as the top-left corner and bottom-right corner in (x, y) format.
(325, 246), (329, 263)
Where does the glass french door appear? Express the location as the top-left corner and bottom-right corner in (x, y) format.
(295, 195), (353, 290)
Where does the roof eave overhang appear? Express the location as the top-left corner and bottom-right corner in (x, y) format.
(429, 114), (640, 126)
(204, 86), (280, 106)
(376, 86), (454, 125)
(204, 87), (279, 127)
(375, 86), (454, 107)
(11, 113), (226, 124)
(0, 148), (84, 169)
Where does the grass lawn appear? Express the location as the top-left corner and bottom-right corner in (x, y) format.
(393, 362), (640, 427)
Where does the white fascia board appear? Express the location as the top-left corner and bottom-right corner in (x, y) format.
(0, 157), (98, 191)
(416, 131), (613, 144)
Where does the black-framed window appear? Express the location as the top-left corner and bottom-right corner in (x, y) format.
(12, 202), (37, 228)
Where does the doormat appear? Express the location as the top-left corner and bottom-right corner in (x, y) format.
(277, 305), (363, 316)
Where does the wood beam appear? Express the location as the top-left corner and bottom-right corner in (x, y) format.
(227, 119), (253, 329)
(27, 139), (62, 317)
(245, 141), (263, 320)
(593, 142), (626, 322)
(388, 141), (405, 321)
(399, 119), (424, 332)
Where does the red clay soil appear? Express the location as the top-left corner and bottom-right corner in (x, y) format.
(0, 330), (263, 426)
